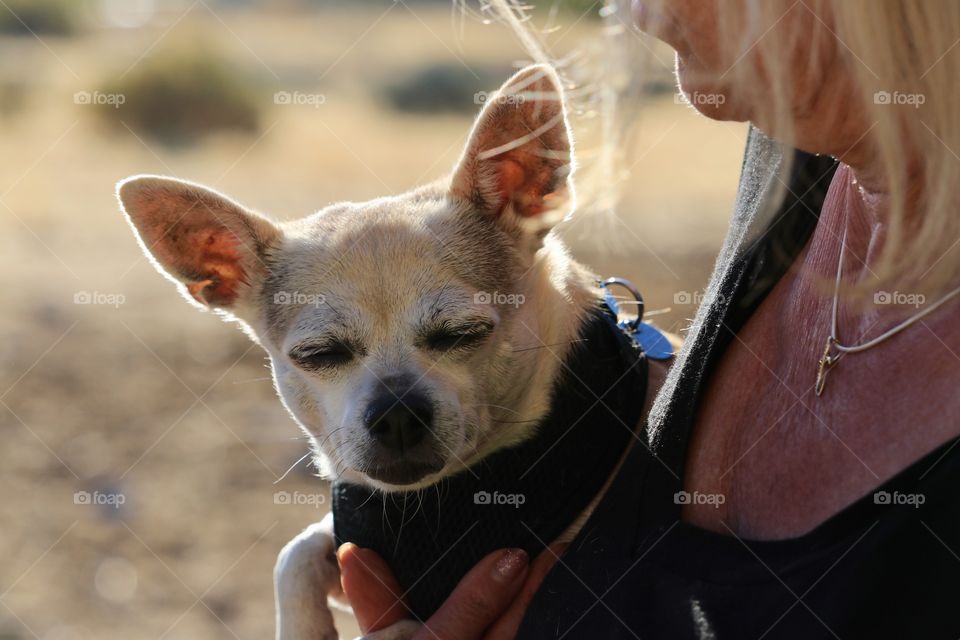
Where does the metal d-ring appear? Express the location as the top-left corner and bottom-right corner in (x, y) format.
(602, 277), (645, 331)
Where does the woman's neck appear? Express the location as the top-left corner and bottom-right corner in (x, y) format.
(808, 163), (883, 286)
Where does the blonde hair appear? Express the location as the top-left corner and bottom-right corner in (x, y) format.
(832, 1), (960, 298)
(482, 0), (960, 298)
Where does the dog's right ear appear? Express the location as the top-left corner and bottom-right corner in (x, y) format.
(117, 175), (281, 319)
(449, 64), (574, 235)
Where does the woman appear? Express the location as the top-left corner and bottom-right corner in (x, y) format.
(339, 1), (960, 637)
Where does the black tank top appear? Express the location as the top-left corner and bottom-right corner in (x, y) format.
(518, 133), (960, 639)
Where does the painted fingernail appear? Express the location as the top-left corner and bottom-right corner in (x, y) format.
(336, 542), (358, 567)
(492, 548), (528, 583)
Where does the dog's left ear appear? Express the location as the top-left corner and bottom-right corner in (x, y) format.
(116, 175), (282, 321)
(450, 64), (574, 231)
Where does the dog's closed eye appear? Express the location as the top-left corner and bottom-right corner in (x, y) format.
(421, 321), (494, 353)
(289, 340), (357, 371)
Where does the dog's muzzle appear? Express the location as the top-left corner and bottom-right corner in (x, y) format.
(362, 385), (444, 485)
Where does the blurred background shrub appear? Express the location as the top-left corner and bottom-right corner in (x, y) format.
(0, 0), (80, 36)
(98, 45), (262, 143)
(380, 62), (513, 114)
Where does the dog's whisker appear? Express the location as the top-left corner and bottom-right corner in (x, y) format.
(510, 338), (588, 353)
(433, 482), (441, 536)
(317, 425), (349, 453)
(643, 307), (672, 317)
(285, 433), (314, 441)
(464, 403), (523, 415)
(395, 492), (412, 553)
(356, 486), (380, 511)
(231, 376), (274, 385)
(273, 450), (314, 485)
(329, 452), (348, 481)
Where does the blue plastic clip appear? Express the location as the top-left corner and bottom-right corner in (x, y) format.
(600, 277), (674, 361)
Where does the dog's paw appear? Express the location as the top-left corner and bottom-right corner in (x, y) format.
(356, 619), (422, 640)
(275, 513), (341, 640)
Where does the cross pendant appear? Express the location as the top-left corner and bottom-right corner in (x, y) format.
(815, 337), (837, 397)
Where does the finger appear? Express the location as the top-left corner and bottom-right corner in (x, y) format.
(483, 543), (568, 639)
(338, 543), (411, 633)
(413, 548), (530, 640)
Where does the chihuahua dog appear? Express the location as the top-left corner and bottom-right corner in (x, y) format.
(118, 65), (672, 639)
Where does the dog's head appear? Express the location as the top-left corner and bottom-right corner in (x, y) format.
(118, 65), (577, 490)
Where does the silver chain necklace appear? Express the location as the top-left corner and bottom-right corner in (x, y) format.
(815, 223), (960, 396)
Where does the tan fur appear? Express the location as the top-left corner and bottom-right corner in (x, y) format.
(117, 65), (673, 639)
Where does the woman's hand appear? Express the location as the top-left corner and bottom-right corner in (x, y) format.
(338, 542), (566, 639)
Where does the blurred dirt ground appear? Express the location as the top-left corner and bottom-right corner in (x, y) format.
(0, 2), (746, 639)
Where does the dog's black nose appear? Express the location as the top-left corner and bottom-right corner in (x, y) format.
(364, 393), (433, 452)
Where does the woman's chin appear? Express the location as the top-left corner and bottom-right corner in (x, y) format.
(676, 66), (749, 122)
(682, 95), (746, 122)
